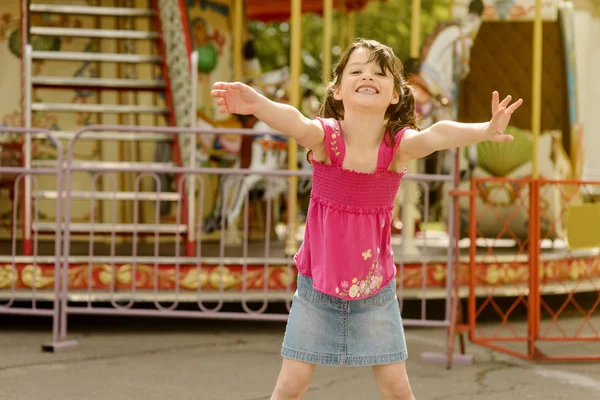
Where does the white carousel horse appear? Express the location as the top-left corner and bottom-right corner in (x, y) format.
(204, 120), (312, 244)
(222, 121), (287, 244)
(395, 1), (484, 232)
(202, 61), (313, 243)
(418, 4), (483, 176)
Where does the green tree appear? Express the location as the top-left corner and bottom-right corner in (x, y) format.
(249, 0), (451, 90)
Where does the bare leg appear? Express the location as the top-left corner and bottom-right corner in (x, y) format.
(270, 357), (316, 400)
(372, 362), (416, 400)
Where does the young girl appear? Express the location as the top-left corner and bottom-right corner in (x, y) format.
(211, 39), (522, 400)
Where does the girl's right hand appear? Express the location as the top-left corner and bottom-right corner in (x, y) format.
(211, 82), (262, 115)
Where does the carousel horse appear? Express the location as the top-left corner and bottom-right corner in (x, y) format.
(203, 119), (312, 245)
(390, 0), (484, 229)
(202, 61), (315, 244)
(417, 0), (484, 179)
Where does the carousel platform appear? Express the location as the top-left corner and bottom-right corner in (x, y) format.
(0, 235), (598, 302)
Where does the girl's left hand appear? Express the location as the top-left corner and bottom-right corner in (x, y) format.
(485, 91), (524, 142)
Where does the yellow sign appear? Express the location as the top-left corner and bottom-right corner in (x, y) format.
(565, 203), (600, 249)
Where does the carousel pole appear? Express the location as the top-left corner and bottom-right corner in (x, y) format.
(404, 0), (422, 241)
(531, 0), (543, 180)
(285, 0), (302, 255)
(409, 0), (421, 59)
(528, 0), (543, 358)
(233, 0), (243, 81)
(347, 10), (355, 45)
(322, 0), (333, 85)
(338, 1), (347, 49)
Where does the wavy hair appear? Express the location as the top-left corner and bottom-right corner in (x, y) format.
(319, 39), (419, 149)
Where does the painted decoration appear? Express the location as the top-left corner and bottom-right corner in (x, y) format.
(453, 0), (559, 21)
(2, 256), (599, 294)
(184, 0), (231, 122)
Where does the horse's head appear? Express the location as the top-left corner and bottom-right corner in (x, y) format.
(417, 0), (484, 120)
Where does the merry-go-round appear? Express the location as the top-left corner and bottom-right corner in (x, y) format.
(0, 0), (598, 363)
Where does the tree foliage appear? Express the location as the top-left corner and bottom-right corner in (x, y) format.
(249, 0), (451, 90)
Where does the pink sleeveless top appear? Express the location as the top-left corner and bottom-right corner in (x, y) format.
(294, 118), (408, 299)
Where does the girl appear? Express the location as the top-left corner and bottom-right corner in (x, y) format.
(211, 39), (522, 400)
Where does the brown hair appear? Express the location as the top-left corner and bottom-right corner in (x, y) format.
(316, 38), (419, 154)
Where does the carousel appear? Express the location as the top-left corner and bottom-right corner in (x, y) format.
(0, 0), (598, 306)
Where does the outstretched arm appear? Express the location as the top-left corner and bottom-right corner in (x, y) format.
(211, 81), (324, 150)
(398, 92), (523, 161)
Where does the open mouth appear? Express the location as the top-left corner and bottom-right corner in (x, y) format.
(356, 85), (379, 94)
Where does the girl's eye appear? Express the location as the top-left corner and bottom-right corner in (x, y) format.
(376, 72), (386, 76)
(350, 70), (361, 74)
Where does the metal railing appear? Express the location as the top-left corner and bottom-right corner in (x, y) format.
(0, 125), (461, 363)
(0, 127), (65, 351)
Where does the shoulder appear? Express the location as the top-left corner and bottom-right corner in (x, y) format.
(385, 126), (415, 148)
(316, 117), (340, 132)
(387, 127), (420, 172)
(314, 118), (342, 144)
(396, 126), (419, 138)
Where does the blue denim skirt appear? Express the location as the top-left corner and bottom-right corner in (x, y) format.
(281, 273), (408, 366)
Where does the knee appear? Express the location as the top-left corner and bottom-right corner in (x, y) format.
(380, 383), (415, 400)
(272, 377), (310, 400)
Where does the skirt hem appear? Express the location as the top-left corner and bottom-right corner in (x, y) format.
(281, 345), (408, 366)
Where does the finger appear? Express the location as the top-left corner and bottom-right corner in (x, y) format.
(231, 82), (249, 91)
(491, 131), (513, 142)
(211, 89), (227, 98)
(507, 98), (523, 113)
(499, 95), (512, 109)
(213, 81), (233, 90)
(218, 106), (229, 114)
(492, 91), (499, 113)
(215, 98), (226, 107)
(494, 134), (514, 142)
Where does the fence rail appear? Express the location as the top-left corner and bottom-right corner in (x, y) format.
(0, 125), (459, 360)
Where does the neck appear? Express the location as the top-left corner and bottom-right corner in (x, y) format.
(341, 110), (386, 147)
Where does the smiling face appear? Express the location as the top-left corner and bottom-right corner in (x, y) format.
(333, 47), (399, 112)
(318, 39), (419, 142)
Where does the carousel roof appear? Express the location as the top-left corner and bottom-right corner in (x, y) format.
(246, 0), (378, 22)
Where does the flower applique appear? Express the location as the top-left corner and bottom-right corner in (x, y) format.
(330, 120), (342, 157)
(362, 249), (372, 260)
(335, 251), (384, 298)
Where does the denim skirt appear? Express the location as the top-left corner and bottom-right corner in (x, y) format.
(281, 273), (408, 366)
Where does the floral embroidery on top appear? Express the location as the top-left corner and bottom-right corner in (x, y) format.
(335, 248), (384, 298)
(329, 120), (341, 157)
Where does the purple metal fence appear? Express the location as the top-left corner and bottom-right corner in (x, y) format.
(54, 125), (461, 364)
(57, 125), (307, 352)
(2, 125), (462, 365)
(0, 127), (65, 351)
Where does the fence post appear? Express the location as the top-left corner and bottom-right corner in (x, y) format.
(528, 179), (543, 360)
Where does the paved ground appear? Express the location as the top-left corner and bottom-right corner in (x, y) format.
(1, 313), (599, 400)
